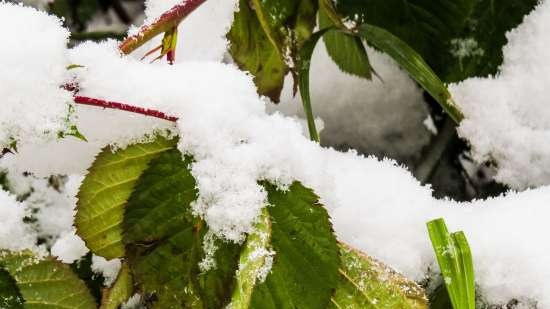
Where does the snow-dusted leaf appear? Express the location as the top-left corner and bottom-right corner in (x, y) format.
(100, 262), (133, 309)
(0, 250), (96, 309)
(331, 243), (428, 309)
(244, 182), (340, 309)
(123, 149), (240, 309)
(75, 137), (176, 259)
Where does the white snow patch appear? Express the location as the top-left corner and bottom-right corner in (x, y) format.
(51, 230), (88, 263)
(0, 190), (36, 251)
(92, 255), (122, 286)
(0, 2), (72, 147)
(451, 0), (550, 189)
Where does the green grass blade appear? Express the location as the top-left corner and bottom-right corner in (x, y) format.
(356, 24), (464, 123)
(452, 232), (476, 309)
(427, 218), (475, 309)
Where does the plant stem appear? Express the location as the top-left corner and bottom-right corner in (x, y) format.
(118, 0), (207, 55)
(73, 96), (178, 122)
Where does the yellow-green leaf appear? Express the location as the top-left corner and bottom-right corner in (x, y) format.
(75, 137), (176, 259)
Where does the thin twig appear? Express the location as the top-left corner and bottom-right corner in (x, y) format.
(118, 0), (207, 55)
(73, 96), (178, 122)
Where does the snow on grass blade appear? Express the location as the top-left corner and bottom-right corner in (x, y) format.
(99, 262), (133, 309)
(331, 242), (428, 309)
(0, 250), (96, 309)
(298, 28), (332, 142)
(123, 148), (241, 309)
(427, 218), (475, 309)
(356, 24), (464, 123)
(75, 137), (176, 259)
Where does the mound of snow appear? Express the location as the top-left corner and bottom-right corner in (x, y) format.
(451, 0), (550, 189)
(0, 2), (72, 147)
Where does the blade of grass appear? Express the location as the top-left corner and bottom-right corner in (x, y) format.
(356, 24), (464, 123)
(427, 218), (475, 309)
(452, 231), (476, 309)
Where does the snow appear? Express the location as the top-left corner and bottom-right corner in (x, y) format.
(0, 190), (35, 251)
(92, 255), (121, 286)
(450, 0), (550, 189)
(0, 2), (72, 148)
(271, 42), (431, 164)
(1, 2), (550, 307)
(50, 230), (88, 263)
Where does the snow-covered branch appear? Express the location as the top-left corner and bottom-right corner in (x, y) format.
(119, 0), (207, 55)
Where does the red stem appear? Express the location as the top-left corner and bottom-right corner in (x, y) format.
(73, 96), (178, 122)
(70, 1), (209, 123)
(119, 0), (207, 55)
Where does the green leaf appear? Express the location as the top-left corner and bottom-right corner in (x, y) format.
(329, 0), (536, 81)
(100, 262), (133, 309)
(318, 6), (372, 79)
(243, 181), (340, 309)
(356, 24), (464, 123)
(0, 267), (24, 309)
(427, 218), (475, 309)
(228, 0), (317, 102)
(123, 148), (240, 309)
(75, 137), (176, 259)
(228, 0), (289, 102)
(441, 0), (538, 81)
(331, 243), (428, 309)
(0, 250), (96, 309)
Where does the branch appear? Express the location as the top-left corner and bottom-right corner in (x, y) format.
(73, 96), (178, 122)
(119, 0), (207, 55)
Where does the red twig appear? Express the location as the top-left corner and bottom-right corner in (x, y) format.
(70, 2), (208, 123)
(73, 96), (178, 122)
(119, 0), (207, 55)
